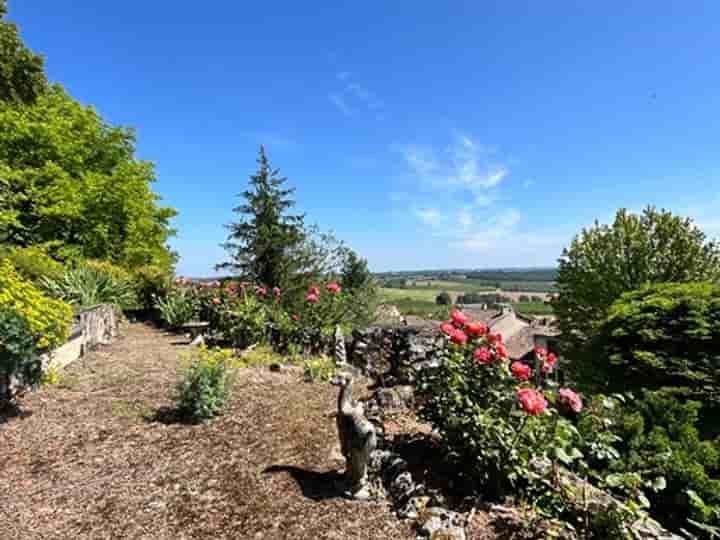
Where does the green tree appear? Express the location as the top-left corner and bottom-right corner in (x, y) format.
(218, 146), (306, 289)
(553, 207), (720, 352)
(436, 291), (452, 305)
(340, 249), (373, 292)
(0, 87), (177, 269)
(0, 0), (47, 105)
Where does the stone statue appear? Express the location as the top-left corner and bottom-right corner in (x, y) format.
(331, 372), (377, 499)
(334, 325), (347, 367)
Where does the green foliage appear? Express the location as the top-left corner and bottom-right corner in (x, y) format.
(214, 290), (268, 349)
(435, 291), (452, 305)
(42, 264), (136, 312)
(579, 391), (720, 532)
(0, 245), (64, 283)
(0, 1), (47, 105)
(132, 264), (173, 312)
(176, 346), (234, 422)
(218, 146), (305, 289)
(0, 260), (72, 350)
(582, 282), (720, 402)
(0, 85), (177, 268)
(339, 248), (379, 326)
(554, 207), (720, 353)
(153, 288), (197, 329)
(303, 356), (336, 382)
(0, 305), (41, 403)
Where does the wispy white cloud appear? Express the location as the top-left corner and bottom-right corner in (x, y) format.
(330, 72), (384, 118)
(415, 208), (443, 227)
(329, 93), (352, 116)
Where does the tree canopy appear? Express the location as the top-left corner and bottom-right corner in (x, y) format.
(553, 207), (720, 352)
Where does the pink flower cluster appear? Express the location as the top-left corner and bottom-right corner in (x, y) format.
(305, 282), (342, 304)
(534, 346), (558, 374)
(440, 309), (508, 362)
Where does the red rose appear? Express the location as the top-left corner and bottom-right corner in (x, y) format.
(309, 286), (321, 296)
(326, 282), (341, 294)
(474, 347), (492, 364)
(450, 329), (468, 345)
(450, 309), (468, 326)
(534, 346), (547, 358)
(465, 321), (488, 337)
(495, 343), (509, 360)
(487, 333), (503, 345)
(211, 297), (221, 305)
(306, 293), (319, 304)
(517, 388), (548, 415)
(542, 352), (558, 373)
(558, 388), (583, 413)
(511, 361), (532, 381)
(440, 322), (455, 336)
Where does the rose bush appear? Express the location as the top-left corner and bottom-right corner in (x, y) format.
(417, 309), (586, 502)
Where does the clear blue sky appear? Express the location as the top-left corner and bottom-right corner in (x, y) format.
(11, 1), (720, 275)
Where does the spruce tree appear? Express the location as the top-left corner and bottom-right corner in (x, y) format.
(218, 146), (306, 288)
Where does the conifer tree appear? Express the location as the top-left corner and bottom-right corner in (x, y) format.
(218, 146), (306, 288)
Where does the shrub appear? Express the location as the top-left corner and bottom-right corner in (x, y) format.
(436, 291), (452, 305)
(176, 346), (235, 422)
(303, 355), (336, 382)
(153, 288), (197, 329)
(42, 265), (136, 312)
(0, 245), (64, 283)
(0, 260), (72, 350)
(417, 309), (585, 501)
(132, 264), (173, 312)
(582, 282), (720, 403)
(0, 306), (41, 403)
(213, 287), (268, 348)
(579, 390), (720, 533)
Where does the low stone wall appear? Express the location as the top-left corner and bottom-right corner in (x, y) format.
(348, 322), (443, 386)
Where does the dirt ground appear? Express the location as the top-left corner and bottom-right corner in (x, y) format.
(1, 323), (416, 540)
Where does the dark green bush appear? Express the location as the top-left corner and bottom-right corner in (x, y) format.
(0, 306), (41, 403)
(435, 291), (452, 305)
(580, 282), (720, 403)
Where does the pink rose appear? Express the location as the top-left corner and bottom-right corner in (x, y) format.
(326, 282), (341, 294)
(255, 286), (267, 296)
(558, 388), (583, 413)
(465, 321), (488, 337)
(534, 346), (547, 358)
(474, 347), (492, 364)
(272, 286), (281, 298)
(306, 293), (319, 304)
(495, 343), (509, 360)
(542, 352), (558, 373)
(450, 309), (468, 326)
(450, 329), (468, 345)
(517, 388), (548, 416)
(440, 321), (455, 336)
(211, 297), (221, 305)
(309, 286), (321, 296)
(292, 314), (300, 321)
(511, 361), (532, 381)
(487, 333), (503, 345)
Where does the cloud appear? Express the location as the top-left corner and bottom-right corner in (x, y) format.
(329, 93), (352, 116)
(415, 208), (443, 227)
(330, 72), (384, 118)
(522, 179), (536, 189)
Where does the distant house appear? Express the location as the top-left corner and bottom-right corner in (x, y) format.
(462, 304), (561, 362)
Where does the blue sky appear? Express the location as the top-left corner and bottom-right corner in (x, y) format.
(11, 1), (720, 275)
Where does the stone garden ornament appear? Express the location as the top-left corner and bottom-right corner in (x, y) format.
(331, 371), (377, 499)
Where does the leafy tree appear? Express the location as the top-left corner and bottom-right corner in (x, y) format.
(436, 291), (452, 305)
(218, 146), (306, 289)
(0, 87), (177, 269)
(0, 305), (41, 404)
(580, 282), (720, 403)
(553, 207), (720, 352)
(0, 1), (47, 105)
(340, 249), (372, 292)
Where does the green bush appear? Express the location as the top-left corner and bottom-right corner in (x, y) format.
(435, 291), (452, 305)
(0, 260), (72, 350)
(582, 282), (720, 403)
(0, 306), (41, 403)
(42, 264), (136, 312)
(153, 288), (197, 329)
(176, 346), (234, 422)
(132, 264), (173, 312)
(0, 245), (64, 283)
(579, 390), (720, 533)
